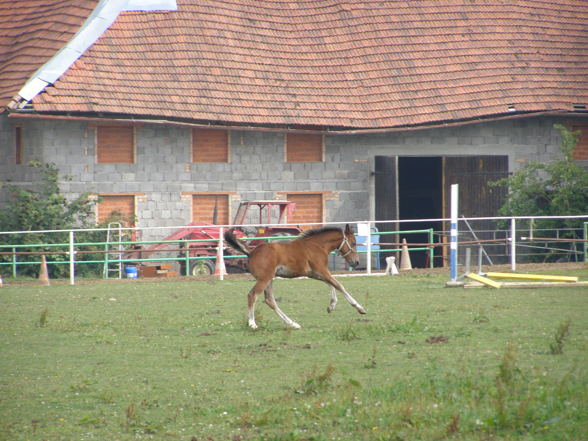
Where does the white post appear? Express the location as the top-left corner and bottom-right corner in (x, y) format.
(450, 184), (459, 281)
(69, 230), (75, 285)
(510, 218), (516, 272)
(218, 226), (225, 281)
(366, 221), (372, 275)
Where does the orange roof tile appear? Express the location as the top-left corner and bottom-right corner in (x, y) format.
(9, 1), (588, 129)
(0, 0), (99, 111)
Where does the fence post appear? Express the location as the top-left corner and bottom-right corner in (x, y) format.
(218, 227), (225, 281)
(69, 230), (75, 285)
(428, 228), (434, 268)
(584, 222), (588, 262)
(366, 221), (372, 275)
(184, 240), (190, 276)
(450, 184), (459, 282)
(510, 218), (516, 271)
(12, 247), (17, 278)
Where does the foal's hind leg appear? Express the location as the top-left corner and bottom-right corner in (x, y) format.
(247, 278), (271, 329)
(264, 281), (301, 329)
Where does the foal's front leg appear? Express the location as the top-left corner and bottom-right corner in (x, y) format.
(327, 286), (338, 313)
(324, 275), (366, 315)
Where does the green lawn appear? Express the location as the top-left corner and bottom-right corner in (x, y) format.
(1, 270), (587, 440)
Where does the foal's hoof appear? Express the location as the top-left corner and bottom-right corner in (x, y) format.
(290, 322), (301, 330)
(357, 306), (367, 314)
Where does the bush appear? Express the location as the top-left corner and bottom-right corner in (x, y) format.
(492, 124), (588, 229)
(0, 162), (100, 278)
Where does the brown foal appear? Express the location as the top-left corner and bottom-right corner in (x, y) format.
(225, 224), (366, 329)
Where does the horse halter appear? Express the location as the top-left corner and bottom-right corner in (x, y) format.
(337, 234), (354, 258)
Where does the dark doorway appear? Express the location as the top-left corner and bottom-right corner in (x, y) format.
(375, 155), (509, 268)
(398, 157), (443, 268)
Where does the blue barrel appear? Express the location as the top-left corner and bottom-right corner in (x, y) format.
(124, 266), (138, 278)
(356, 227), (381, 270)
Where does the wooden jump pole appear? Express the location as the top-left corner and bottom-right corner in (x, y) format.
(466, 273), (503, 288)
(485, 272), (579, 282)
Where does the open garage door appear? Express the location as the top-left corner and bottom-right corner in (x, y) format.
(443, 156), (509, 264)
(375, 155), (508, 267)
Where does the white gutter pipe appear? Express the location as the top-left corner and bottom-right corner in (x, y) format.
(14, 0), (177, 106)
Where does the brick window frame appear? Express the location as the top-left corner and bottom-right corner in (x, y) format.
(192, 129), (229, 163)
(95, 125), (135, 164)
(280, 192), (326, 229)
(571, 124), (588, 161)
(95, 193), (143, 241)
(285, 133), (324, 162)
(96, 194), (138, 227)
(185, 193), (232, 225)
(14, 125), (23, 164)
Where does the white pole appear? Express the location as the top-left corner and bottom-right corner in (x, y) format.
(69, 231), (75, 285)
(366, 221), (372, 275)
(450, 184), (459, 281)
(218, 226), (225, 281)
(510, 218), (516, 272)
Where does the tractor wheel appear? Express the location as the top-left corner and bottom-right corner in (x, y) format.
(189, 259), (215, 276)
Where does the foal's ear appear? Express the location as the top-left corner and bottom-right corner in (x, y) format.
(344, 224), (353, 234)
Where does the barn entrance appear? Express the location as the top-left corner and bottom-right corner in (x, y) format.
(398, 157), (443, 267)
(375, 155), (508, 268)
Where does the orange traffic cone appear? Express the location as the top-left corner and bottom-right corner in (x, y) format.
(214, 244), (226, 279)
(400, 238), (412, 271)
(39, 255), (50, 285)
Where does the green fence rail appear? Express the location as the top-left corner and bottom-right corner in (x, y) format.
(585, 222), (587, 263)
(0, 228), (435, 280)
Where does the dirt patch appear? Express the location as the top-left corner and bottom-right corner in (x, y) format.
(426, 336), (449, 344)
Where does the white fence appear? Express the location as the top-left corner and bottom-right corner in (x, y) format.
(0, 215), (586, 285)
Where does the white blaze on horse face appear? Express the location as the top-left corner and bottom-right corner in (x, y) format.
(344, 242), (360, 268)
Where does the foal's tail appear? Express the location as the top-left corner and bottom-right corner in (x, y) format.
(224, 229), (251, 257)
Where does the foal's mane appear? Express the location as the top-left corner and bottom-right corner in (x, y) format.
(300, 226), (342, 239)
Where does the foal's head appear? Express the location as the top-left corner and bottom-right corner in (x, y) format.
(339, 224), (359, 268)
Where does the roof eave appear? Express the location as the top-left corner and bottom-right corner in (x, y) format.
(7, 109), (588, 135)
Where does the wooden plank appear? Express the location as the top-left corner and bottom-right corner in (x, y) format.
(485, 272), (579, 282)
(465, 281), (588, 289)
(501, 281), (588, 288)
(466, 273), (503, 288)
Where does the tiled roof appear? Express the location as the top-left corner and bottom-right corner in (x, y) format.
(13, 1), (588, 129)
(0, 0), (99, 111)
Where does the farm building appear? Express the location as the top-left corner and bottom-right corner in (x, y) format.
(1, 0), (587, 264)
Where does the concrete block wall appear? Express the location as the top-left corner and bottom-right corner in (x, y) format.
(0, 114), (570, 241)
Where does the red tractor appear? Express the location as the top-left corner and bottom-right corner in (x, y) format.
(140, 201), (302, 276)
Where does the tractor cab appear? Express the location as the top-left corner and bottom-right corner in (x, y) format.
(232, 200), (299, 239)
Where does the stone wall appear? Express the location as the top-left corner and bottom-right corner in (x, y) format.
(0, 114), (571, 241)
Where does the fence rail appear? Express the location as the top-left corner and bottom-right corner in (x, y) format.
(0, 215), (586, 284)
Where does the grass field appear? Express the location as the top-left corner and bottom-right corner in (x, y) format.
(1, 268), (587, 441)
